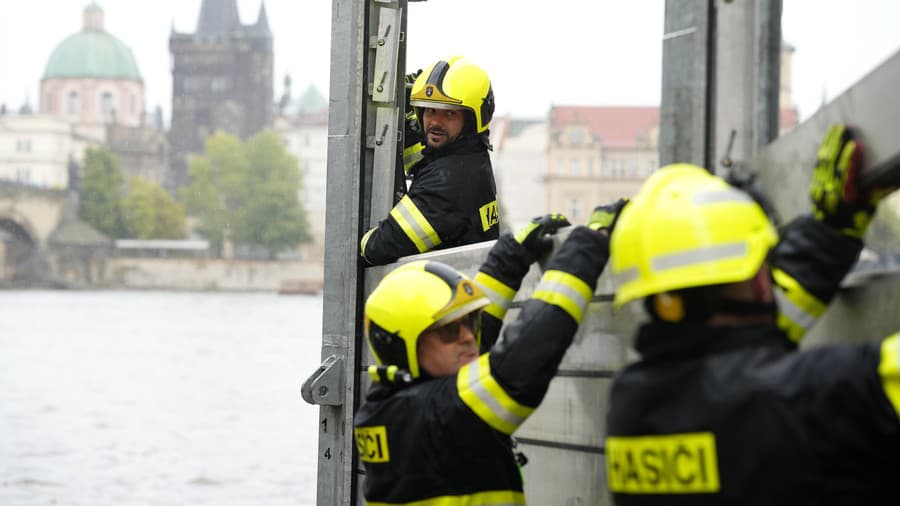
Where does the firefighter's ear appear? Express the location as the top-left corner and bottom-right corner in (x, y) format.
(647, 293), (685, 323)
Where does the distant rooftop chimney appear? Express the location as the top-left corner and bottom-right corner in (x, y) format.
(84, 2), (104, 32)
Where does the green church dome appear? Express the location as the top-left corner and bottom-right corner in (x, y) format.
(43, 5), (142, 81)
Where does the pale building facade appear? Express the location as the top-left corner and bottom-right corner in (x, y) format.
(547, 106), (660, 222)
(274, 85), (329, 261)
(0, 114), (101, 189)
(490, 116), (548, 232)
(546, 44), (799, 222)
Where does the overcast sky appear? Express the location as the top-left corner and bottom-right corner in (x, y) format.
(1, 0), (898, 124)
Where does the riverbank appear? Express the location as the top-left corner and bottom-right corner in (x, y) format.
(1, 257), (325, 293)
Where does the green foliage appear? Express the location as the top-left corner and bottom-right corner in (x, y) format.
(180, 130), (312, 257)
(121, 177), (186, 239)
(79, 146), (185, 240)
(80, 147), (124, 237)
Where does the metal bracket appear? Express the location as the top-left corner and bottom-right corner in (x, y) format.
(371, 6), (403, 103)
(301, 355), (345, 406)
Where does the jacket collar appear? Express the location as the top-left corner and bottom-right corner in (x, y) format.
(634, 321), (794, 360)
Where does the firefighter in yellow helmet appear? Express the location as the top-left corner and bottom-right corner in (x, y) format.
(355, 203), (626, 505)
(604, 125), (900, 505)
(360, 56), (500, 266)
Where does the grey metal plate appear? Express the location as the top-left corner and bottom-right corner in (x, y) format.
(516, 376), (613, 449)
(519, 444), (612, 506)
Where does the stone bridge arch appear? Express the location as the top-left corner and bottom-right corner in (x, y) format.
(0, 183), (70, 283)
(0, 211), (40, 282)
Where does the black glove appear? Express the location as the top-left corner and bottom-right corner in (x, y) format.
(514, 213), (571, 263)
(405, 69), (423, 87)
(810, 124), (895, 238)
(403, 69), (423, 123)
(586, 198), (629, 233)
(403, 69), (425, 172)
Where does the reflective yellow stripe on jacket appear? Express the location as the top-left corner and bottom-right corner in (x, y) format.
(360, 227), (377, 263)
(532, 269), (593, 323)
(474, 272), (516, 320)
(458, 354), (534, 435)
(390, 195), (442, 253)
(878, 332), (900, 420)
(771, 267), (826, 343)
(366, 490), (526, 506)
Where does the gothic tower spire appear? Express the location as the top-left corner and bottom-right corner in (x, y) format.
(196, 0), (240, 33)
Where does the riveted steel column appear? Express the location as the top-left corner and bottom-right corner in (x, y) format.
(659, 0), (714, 168)
(660, 0), (782, 171)
(712, 0), (781, 174)
(312, 1), (410, 505)
(314, 1), (367, 505)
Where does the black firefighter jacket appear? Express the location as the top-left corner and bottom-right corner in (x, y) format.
(360, 134), (500, 266)
(605, 216), (900, 505)
(355, 227), (609, 505)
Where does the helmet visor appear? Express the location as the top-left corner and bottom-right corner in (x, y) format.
(430, 311), (482, 343)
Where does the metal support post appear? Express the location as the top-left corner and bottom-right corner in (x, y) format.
(304, 1), (409, 505)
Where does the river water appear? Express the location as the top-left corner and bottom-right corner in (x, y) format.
(0, 290), (322, 506)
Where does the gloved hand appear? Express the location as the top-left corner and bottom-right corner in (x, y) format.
(404, 69), (423, 124)
(405, 69), (423, 87)
(586, 198), (629, 233)
(514, 213), (571, 263)
(810, 124), (894, 238)
(403, 69), (425, 173)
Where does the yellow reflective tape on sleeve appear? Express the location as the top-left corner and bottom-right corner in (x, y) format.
(606, 432), (721, 494)
(878, 332), (900, 420)
(355, 426), (390, 463)
(771, 268), (827, 343)
(360, 227), (377, 263)
(474, 272), (515, 320)
(368, 365), (380, 382)
(366, 490), (525, 506)
(457, 354), (534, 435)
(532, 269), (593, 323)
(390, 195), (441, 253)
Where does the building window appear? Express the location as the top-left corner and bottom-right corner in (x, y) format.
(647, 159), (657, 173)
(16, 167), (31, 184)
(567, 129), (582, 146)
(628, 160), (637, 176)
(211, 77), (231, 92)
(569, 197), (580, 220)
(184, 78), (204, 92)
(132, 94), (139, 114)
(570, 158), (580, 176)
(101, 92), (114, 117)
(67, 91), (80, 115)
(16, 139), (32, 152)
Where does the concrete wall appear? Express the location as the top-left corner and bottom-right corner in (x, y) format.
(106, 257), (324, 292)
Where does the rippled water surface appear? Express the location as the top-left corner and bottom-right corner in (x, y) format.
(0, 290), (322, 506)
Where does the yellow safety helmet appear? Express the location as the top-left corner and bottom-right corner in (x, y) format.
(364, 260), (490, 378)
(409, 56), (495, 134)
(610, 163), (778, 307)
